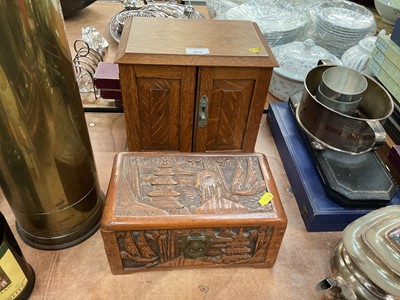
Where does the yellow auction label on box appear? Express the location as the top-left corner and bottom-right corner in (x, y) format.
(258, 192), (273, 206)
(0, 244), (27, 300)
(249, 46), (261, 53)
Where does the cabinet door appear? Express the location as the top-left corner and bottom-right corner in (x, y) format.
(119, 65), (196, 151)
(194, 67), (270, 152)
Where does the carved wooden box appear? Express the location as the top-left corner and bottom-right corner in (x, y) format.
(100, 152), (287, 274)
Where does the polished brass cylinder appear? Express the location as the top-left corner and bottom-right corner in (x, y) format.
(0, 0), (104, 249)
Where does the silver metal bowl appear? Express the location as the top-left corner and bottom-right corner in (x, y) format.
(296, 64), (393, 154)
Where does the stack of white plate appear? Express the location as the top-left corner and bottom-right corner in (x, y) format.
(222, 0), (309, 47)
(263, 20), (307, 47)
(316, 7), (375, 57)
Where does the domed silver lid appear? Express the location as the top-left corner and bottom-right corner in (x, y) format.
(342, 205), (400, 297)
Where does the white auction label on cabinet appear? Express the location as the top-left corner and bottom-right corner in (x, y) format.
(186, 48), (210, 55)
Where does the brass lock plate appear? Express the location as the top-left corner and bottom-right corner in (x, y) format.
(177, 232), (213, 259)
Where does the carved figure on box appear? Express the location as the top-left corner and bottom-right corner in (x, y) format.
(194, 170), (250, 214)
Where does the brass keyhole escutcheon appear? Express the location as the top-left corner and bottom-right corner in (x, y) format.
(198, 96), (209, 128)
(177, 233), (213, 259)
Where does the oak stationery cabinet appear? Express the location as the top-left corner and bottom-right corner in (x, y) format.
(115, 18), (278, 152)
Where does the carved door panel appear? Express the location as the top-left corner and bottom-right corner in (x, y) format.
(194, 67), (265, 152)
(119, 65), (196, 151)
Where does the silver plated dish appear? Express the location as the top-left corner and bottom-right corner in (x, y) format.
(317, 205), (400, 299)
(109, 2), (204, 43)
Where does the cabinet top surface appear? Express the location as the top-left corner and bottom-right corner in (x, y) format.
(102, 152), (286, 230)
(115, 18), (278, 67)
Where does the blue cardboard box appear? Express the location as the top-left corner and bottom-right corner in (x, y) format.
(391, 17), (400, 47)
(267, 102), (400, 232)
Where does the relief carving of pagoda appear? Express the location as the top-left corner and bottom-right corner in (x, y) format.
(114, 155), (271, 216)
(116, 226), (275, 269)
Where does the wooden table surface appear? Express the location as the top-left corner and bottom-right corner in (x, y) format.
(2, 1), (390, 299)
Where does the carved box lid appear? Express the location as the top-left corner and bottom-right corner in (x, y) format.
(101, 152), (287, 231)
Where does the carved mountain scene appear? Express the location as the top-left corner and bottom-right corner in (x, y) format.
(115, 155), (273, 217)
